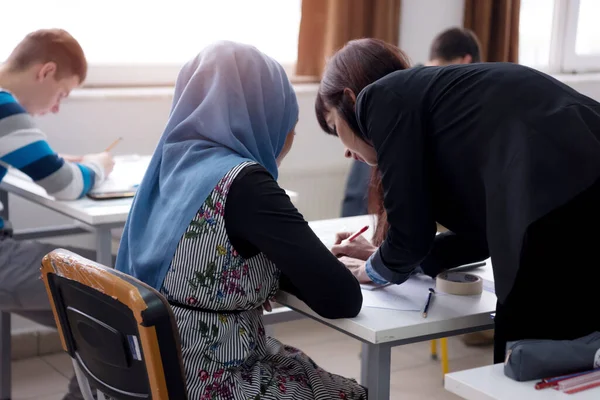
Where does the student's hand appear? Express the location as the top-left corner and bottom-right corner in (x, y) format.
(60, 154), (83, 163)
(262, 298), (274, 312)
(82, 152), (115, 178)
(331, 233), (377, 261)
(338, 256), (372, 283)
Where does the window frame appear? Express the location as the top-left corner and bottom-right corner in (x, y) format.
(559, 0), (600, 73)
(0, 0), (302, 88)
(521, 0), (600, 75)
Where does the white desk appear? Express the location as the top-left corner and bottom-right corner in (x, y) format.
(0, 155), (298, 266)
(277, 216), (497, 399)
(445, 364), (600, 399)
(0, 155), (298, 400)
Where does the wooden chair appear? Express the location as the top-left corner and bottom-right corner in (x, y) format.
(41, 249), (188, 400)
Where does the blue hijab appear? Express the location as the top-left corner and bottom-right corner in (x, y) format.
(115, 41), (299, 289)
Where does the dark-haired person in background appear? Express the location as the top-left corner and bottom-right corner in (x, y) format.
(426, 27), (481, 66)
(340, 27), (482, 218)
(317, 37), (600, 364)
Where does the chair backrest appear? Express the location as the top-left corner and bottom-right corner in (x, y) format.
(41, 249), (187, 400)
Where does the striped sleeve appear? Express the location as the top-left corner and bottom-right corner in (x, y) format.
(0, 91), (97, 200)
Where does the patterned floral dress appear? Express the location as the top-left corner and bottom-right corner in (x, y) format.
(160, 162), (367, 400)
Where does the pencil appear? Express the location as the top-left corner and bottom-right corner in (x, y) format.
(347, 225), (369, 242)
(104, 137), (123, 152)
(422, 288), (435, 318)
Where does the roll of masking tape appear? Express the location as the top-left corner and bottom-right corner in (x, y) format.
(436, 271), (483, 295)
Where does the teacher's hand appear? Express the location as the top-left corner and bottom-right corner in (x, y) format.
(331, 233), (377, 261)
(338, 256), (372, 283)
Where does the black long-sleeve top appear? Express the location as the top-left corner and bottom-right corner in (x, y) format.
(224, 164), (363, 319)
(356, 63), (600, 302)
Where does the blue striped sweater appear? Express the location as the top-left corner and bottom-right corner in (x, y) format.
(0, 90), (103, 205)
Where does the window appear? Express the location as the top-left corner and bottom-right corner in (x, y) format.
(519, 0), (600, 73)
(2, 0), (302, 87)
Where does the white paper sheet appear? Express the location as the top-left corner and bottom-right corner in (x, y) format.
(359, 282), (393, 291)
(89, 155), (150, 195)
(361, 274), (436, 311)
(309, 215), (375, 249)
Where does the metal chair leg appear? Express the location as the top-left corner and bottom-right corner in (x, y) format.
(0, 312), (11, 400)
(72, 359), (95, 400)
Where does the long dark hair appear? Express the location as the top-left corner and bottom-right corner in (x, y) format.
(368, 168), (388, 246)
(314, 38), (410, 244)
(315, 38), (411, 139)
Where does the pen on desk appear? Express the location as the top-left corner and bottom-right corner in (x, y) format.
(422, 288), (435, 318)
(346, 225), (369, 242)
(104, 137), (123, 152)
(535, 368), (600, 390)
(462, 261), (487, 269)
(451, 261), (487, 272)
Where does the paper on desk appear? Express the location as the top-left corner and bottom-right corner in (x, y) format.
(309, 215), (375, 249)
(361, 274), (435, 311)
(89, 155), (150, 195)
(360, 282), (392, 291)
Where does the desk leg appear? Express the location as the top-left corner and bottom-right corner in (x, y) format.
(0, 191), (11, 400)
(361, 342), (391, 399)
(0, 312), (11, 400)
(360, 343), (368, 385)
(0, 190), (8, 220)
(95, 227), (113, 267)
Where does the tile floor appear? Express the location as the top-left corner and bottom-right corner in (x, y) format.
(9, 319), (493, 399)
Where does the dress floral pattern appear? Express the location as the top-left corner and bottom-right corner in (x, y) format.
(161, 162), (367, 399)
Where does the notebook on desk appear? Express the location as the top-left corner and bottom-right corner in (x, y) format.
(87, 155), (150, 200)
(88, 155), (299, 201)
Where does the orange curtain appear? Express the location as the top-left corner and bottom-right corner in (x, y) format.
(296, 0), (401, 78)
(464, 0), (521, 62)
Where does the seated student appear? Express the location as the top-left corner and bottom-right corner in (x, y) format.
(340, 26), (482, 217)
(0, 29), (114, 400)
(426, 27), (481, 66)
(340, 160), (372, 217)
(116, 41), (366, 400)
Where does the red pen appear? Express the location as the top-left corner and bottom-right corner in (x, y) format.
(535, 368), (600, 390)
(346, 225), (369, 242)
(565, 379), (600, 394)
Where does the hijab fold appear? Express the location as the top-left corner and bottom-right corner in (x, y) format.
(116, 41), (299, 289)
